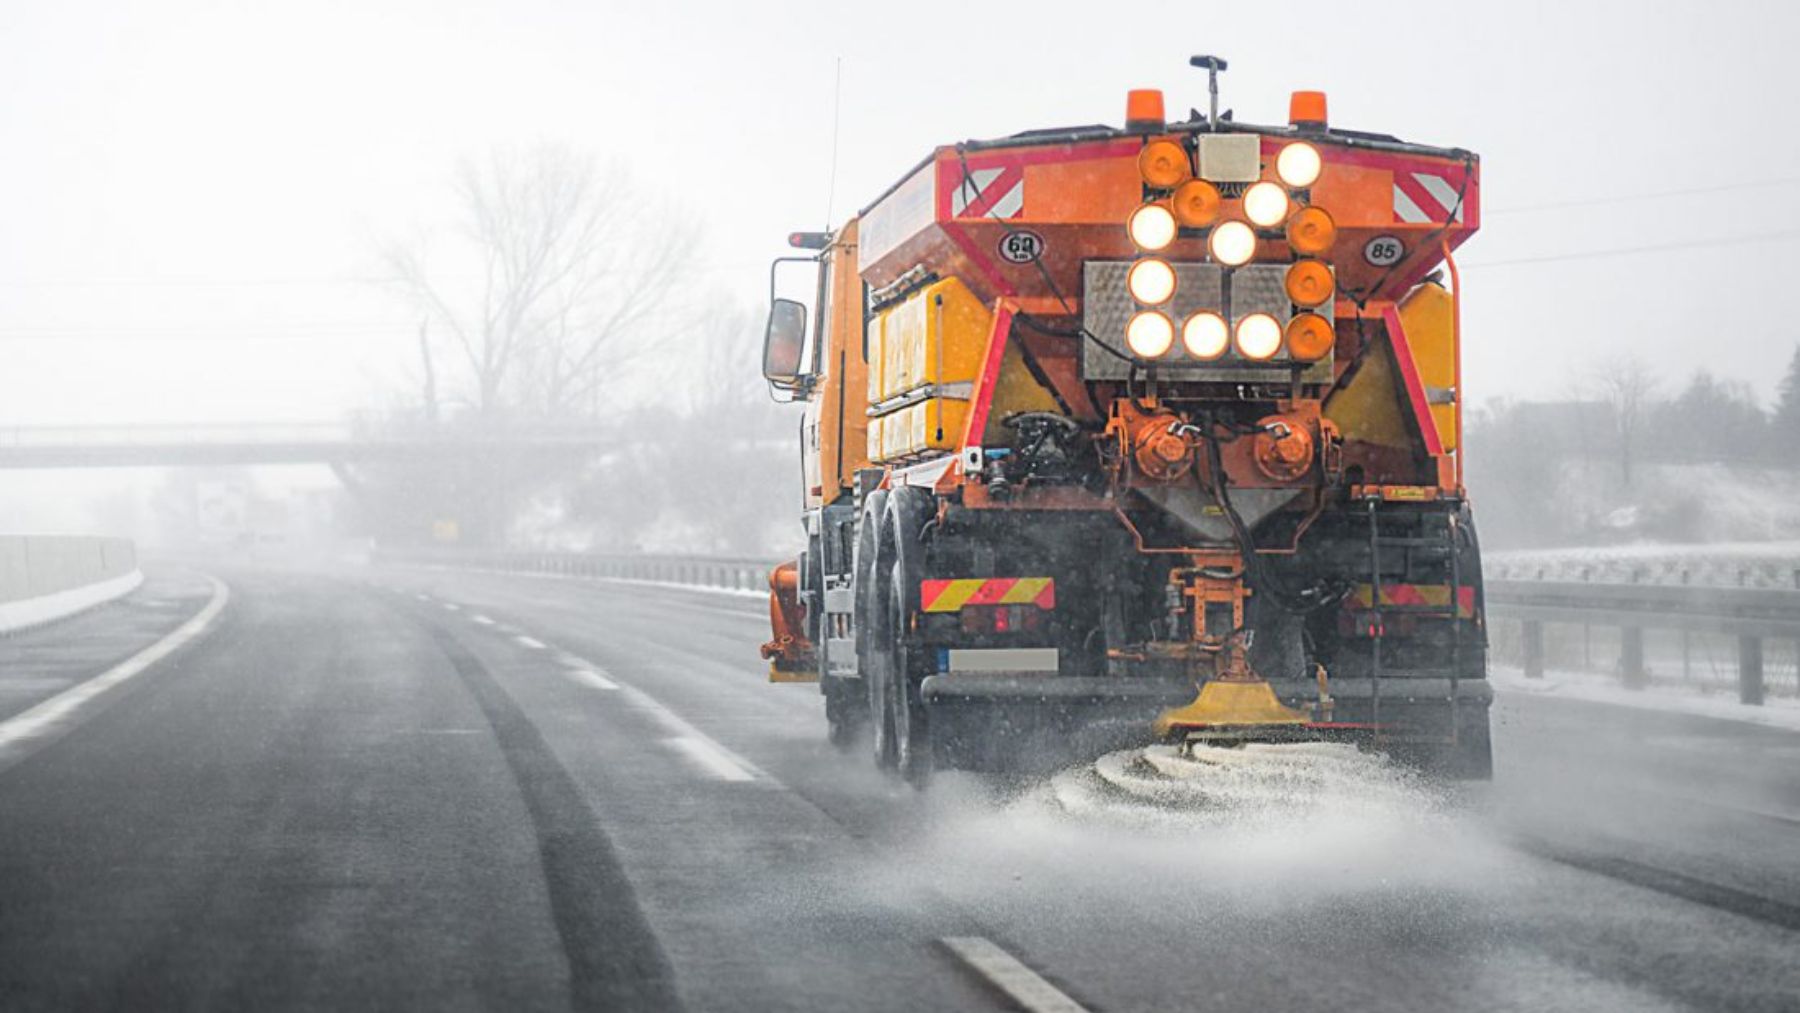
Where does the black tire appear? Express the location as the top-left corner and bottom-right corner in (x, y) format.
(866, 642), (898, 770)
(853, 491), (895, 770)
(887, 561), (932, 788)
(824, 676), (865, 750)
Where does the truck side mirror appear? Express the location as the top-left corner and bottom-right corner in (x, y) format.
(762, 298), (809, 382)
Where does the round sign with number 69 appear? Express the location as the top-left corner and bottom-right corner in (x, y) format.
(997, 230), (1045, 264)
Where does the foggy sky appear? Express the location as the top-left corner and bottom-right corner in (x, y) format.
(2, 0), (1797, 431)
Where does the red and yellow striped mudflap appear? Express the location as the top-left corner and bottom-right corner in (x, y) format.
(920, 577), (1056, 613)
(1344, 583), (1475, 618)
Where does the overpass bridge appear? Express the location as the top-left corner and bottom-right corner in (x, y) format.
(0, 423), (612, 469)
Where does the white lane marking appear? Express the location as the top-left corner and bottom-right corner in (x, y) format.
(0, 576), (231, 772)
(514, 635), (547, 650)
(664, 736), (755, 782)
(470, 614), (495, 625)
(551, 648), (767, 784)
(442, 603), (461, 612)
(939, 937), (1089, 1013)
(415, 593), (431, 602)
(566, 670), (619, 691)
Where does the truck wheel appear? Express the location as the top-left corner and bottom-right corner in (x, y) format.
(824, 678), (865, 750)
(888, 561), (932, 788)
(854, 491), (895, 770)
(865, 562), (898, 771)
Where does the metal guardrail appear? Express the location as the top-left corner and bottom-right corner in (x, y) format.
(385, 547), (1792, 706)
(1487, 553), (1800, 591)
(1485, 579), (1799, 704)
(0, 423), (616, 469)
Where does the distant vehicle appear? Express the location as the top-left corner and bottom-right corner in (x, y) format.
(758, 58), (1489, 783)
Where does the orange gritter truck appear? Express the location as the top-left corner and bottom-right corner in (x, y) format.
(758, 57), (1489, 783)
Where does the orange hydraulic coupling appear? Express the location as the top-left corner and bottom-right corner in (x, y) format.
(759, 561), (817, 682)
(1107, 401), (1193, 484)
(1253, 413), (1316, 482)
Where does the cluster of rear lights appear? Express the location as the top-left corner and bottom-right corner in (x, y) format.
(1123, 299), (1330, 362)
(1122, 139), (1338, 363)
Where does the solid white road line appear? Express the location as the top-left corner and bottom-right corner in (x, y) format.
(939, 937), (1090, 1013)
(514, 635), (547, 650)
(471, 614), (495, 625)
(664, 735), (755, 782)
(566, 669), (620, 691)
(0, 576), (231, 773)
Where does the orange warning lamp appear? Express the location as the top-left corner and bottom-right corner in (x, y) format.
(1285, 313), (1335, 360)
(1172, 179), (1221, 227)
(1284, 260), (1333, 306)
(1137, 138), (1190, 188)
(1289, 90), (1328, 129)
(1126, 89), (1166, 130)
(1286, 206), (1337, 254)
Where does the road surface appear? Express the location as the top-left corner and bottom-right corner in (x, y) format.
(0, 563), (1795, 1011)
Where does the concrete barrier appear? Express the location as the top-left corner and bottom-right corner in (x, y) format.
(0, 536), (142, 633)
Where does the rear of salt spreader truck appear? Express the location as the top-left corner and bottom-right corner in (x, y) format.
(759, 61), (1492, 782)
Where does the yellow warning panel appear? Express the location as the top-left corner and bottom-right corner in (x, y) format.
(980, 340), (1063, 444)
(1397, 280), (1457, 451)
(1323, 332), (1411, 450)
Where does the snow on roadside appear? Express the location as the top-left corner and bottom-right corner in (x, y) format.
(1491, 663), (1800, 733)
(1487, 541), (1800, 588)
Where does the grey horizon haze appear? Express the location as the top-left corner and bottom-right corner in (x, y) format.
(0, 0), (1794, 532)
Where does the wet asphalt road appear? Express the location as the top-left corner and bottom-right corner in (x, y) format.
(0, 564), (1796, 1012)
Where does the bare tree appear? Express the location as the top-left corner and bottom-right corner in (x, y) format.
(1589, 354), (1660, 488)
(383, 144), (691, 420)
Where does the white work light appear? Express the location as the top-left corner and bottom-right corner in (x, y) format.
(1276, 142), (1322, 188)
(1127, 204), (1178, 251)
(1208, 220), (1256, 267)
(1182, 312), (1229, 359)
(1127, 259), (1177, 305)
(1126, 311), (1175, 357)
(1243, 181), (1290, 227)
(1234, 312), (1282, 360)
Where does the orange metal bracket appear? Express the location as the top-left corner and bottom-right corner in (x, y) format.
(1442, 238), (1464, 492)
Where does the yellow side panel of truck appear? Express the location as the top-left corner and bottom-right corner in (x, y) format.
(876, 278), (990, 401)
(867, 276), (991, 463)
(880, 397), (971, 461)
(1397, 280), (1457, 451)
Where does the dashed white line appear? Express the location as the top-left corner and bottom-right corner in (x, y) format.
(442, 603), (461, 612)
(414, 593), (431, 602)
(514, 635), (548, 650)
(566, 669), (620, 691)
(664, 736), (755, 782)
(939, 937), (1089, 1013)
(470, 614), (495, 626)
(549, 648), (767, 783)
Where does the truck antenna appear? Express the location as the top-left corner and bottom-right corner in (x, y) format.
(824, 56), (843, 229)
(1189, 54), (1228, 127)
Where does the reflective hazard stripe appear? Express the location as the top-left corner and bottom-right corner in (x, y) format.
(1393, 171), (1465, 224)
(921, 578), (1055, 612)
(950, 166), (1025, 220)
(1345, 583), (1475, 618)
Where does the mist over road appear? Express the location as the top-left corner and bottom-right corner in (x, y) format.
(0, 567), (1795, 1011)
